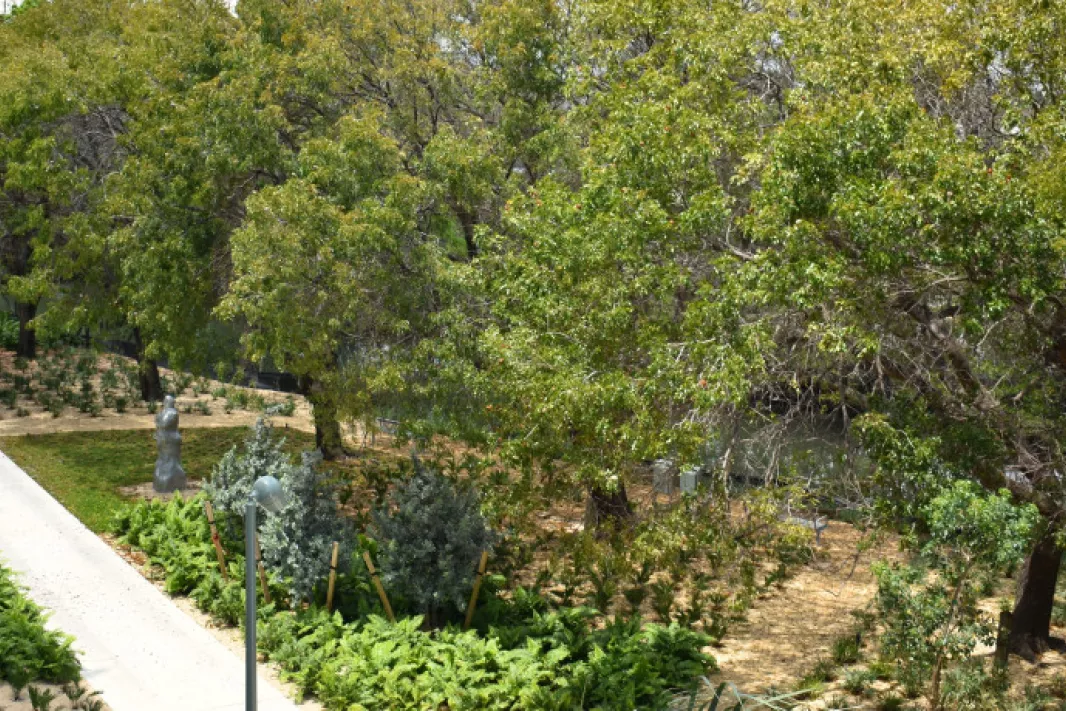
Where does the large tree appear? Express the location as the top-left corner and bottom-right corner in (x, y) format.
(704, 0), (1066, 658)
(0, 0), (132, 359)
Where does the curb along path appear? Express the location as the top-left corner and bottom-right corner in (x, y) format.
(0, 449), (300, 711)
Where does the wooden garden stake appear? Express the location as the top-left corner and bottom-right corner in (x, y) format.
(203, 500), (229, 582)
(994, 610), (1012, 668)
(362, 551), (395, 622)
(255, 534), (270, 604)
(464, 551), (489, 630)
(326, 541), (339, 612)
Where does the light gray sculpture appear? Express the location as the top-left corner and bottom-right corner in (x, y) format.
(153, 395), (187, 493)
(679, 467), (700, 495)
(651, 458), (677, 498)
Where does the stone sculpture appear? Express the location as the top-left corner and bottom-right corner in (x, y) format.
(679, 467), (699, 495)
(153, 395), (187, 493)
(651, 458), (677, 498)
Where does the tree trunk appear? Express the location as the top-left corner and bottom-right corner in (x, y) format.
(139, 358), (163, 402)
(1009, 534), (1062, 660)
(132, 329), (163, 401)
(298, 374), (344, 460)
(14, 300), (36, 359)
(586, 482), (634, 528)
(456, 205), (479, 260)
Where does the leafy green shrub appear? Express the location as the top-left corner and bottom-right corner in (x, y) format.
(372, 458), (497, 626)
(61, 682), (105, 711)
(265, 396), (296, 417)
(874, 482), (1037, 702)
(877, 695), (906, 711)
(0, 312), (18, 350)
(801, 657), (837, 685)
(27, 684), (58, 710)
(0, 563), (81, 694)
(831, 631), (862, 664)
(12, 373), (31, 393)
(99, 369), (119, 392)
(937, 658), (1008, 711)
(173, 373), (194, 395)
(0, 388), (17, 408)
(226, 389), (249, 411)
(843, 668), (876, 695)
(823, 694), (850, 710)
(45, 396), (63, 418)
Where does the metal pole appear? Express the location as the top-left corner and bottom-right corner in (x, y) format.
(245, 499), (257, 711)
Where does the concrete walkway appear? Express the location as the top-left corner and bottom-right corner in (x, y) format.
(0, 448), (301, 711)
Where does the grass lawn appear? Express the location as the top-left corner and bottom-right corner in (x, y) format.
(0, 426), (318, 532)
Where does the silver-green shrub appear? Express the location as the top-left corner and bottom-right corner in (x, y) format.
(371, 458), (496, 626)
(260, 450), (355, 603)
(203, 418), (294, 524)
(204, 419), (353, 602)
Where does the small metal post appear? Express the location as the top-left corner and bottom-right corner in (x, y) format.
(245, 499), (257, 711)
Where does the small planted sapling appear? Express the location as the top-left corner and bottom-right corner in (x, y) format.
(371, 457), (496, 627)
(259, 450), (356, 603)
(27, 685), (58, 711)
(203, 419), (294, 528)
(874, 481), (1038, 708)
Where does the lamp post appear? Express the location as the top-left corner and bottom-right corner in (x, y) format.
(245, 475), (287, 711)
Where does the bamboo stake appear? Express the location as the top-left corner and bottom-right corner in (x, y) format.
(362, 551), (395, 622)
(464, 551), (489, 630)
(255, 534), (271, 604)
(994, 610), (1012, 668)
(203, 500), (229, 582)
(326, 542), (339, 612)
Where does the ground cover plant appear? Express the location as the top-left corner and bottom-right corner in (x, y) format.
(0, 347), (299, 425)
(0, 562), (81, 698)
(103, 422), (827, 708)
(110, 490), (717, 710)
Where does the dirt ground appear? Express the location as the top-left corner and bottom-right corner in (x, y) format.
(705, 521), (1066, 709)
(0, 680), (109, 711)
(0, 351), (404, 454)
(710, 521), (901, 693)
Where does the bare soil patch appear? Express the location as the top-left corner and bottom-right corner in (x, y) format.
(0, 350), (312, 437)
(118, 480), (203, 502)
(710, 521), (902, 693)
